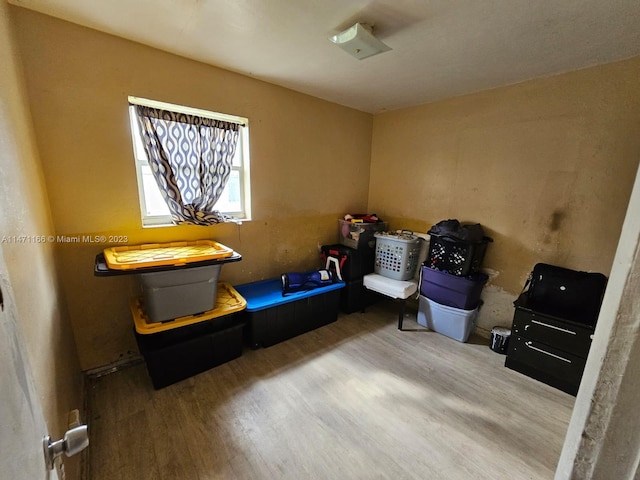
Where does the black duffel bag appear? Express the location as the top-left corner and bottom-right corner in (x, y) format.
(428, 219), (485, 243)
(523, 263), (607, 326)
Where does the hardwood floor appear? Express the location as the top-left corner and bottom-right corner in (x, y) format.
(87, 301), (575, 480)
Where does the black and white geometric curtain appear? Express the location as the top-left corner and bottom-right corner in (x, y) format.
(134, 105), (240, 225)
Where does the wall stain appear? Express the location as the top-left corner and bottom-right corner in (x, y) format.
(549, 210), (566, 232)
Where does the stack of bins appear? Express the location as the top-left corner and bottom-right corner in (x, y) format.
(101, 240), (247, 388)
(324, 218), (387, 313)
(418, 234), (491, 342)
(131, 282), (247, 389)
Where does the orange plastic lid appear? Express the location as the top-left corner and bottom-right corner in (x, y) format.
(131, 282), (246, 334)
(104, 240), (233, 270)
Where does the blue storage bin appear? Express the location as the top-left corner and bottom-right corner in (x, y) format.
(235, 279), (344, 348)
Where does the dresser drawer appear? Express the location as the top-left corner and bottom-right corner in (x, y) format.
(512, 308), (593, 357)
(505, 335), (587, 396)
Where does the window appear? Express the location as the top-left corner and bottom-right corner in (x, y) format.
(128, 96), (251, 226)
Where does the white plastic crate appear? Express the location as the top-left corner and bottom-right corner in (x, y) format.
(374, 231), (423, 280)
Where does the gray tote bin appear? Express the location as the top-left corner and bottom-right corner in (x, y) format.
(139, 265), (222, 322)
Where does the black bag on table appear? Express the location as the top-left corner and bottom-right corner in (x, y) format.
(523, 263), (607, 326)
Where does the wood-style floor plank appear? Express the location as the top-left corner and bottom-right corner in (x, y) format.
(87, 301), (574, 479)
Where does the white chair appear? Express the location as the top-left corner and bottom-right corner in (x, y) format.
(363, 232), (430, 330)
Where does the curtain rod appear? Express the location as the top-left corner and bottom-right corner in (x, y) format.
(128, 96), (247, 127)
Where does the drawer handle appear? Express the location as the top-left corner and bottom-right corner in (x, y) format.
(531, 319), (577, 335)
(525, 341), (572, 363)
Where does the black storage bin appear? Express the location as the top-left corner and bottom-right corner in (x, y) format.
(235, 279), (344, 349)
(243, 289), (340, 348)
(426, 235), (492, 276)
(135, 314), (244, 389)
(340, 278), (379, 314)
(321, 244), (375, 281)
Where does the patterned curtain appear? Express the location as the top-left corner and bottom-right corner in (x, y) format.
(134, 105), (240, 225)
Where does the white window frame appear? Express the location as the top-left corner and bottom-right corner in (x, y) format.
(128, 96), (251, 227)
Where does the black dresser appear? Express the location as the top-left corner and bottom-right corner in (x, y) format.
(505, 263), (607, 396)
(506, 294), (594, 396)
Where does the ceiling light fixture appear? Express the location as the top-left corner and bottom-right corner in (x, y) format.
(329, 23), (391, 60)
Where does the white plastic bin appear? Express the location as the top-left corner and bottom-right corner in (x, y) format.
(417, 294), (479, 342)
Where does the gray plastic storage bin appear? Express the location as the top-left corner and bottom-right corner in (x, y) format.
(140, 265), (222, 322)
(338, 220), (387, 250)
(417, 294), (479, 342)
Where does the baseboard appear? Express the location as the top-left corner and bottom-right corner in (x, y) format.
(83, 354), (144, 379)
(475, 325), (492, 339)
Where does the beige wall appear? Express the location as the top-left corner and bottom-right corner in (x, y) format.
(11, 8), (373, 370)
(370, 57), (640, 332)
(11, 6), (640, 369)
(1, 2), (82, 478)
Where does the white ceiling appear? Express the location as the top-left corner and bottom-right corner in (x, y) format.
(8, 0), (640, 113)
